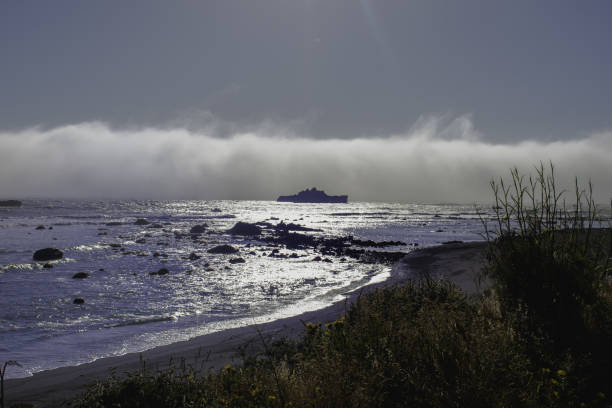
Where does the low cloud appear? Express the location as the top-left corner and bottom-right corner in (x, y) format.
(1, 116), (611, 203)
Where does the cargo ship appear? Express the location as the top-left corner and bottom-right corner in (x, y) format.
(277, 188), (348, 203)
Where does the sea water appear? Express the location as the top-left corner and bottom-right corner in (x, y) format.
(0, 200), (487, 378)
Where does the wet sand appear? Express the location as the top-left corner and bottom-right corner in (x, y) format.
(4, 241), (488, 407)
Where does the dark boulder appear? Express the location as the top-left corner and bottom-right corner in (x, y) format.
(190, 224), (207, 234)
(33, 248), (63, 261)
(72, 272), (89, 279)
(35, 225), (46, 230)
(134, 218), (150, 225)
(0, 200), (22, 207)
(267, 231), (316, 250)
(227, 222), (262, 236)
(135, 238), (146, 244)
(150, 268), (169, 276)
(73, 298), (85, 304)
(43, 263), (53, 269)
(189, 252), (201, 260)
(105, 221), (123, 226)
(207, 244), (239, 254)
(229, 257), (246, 264)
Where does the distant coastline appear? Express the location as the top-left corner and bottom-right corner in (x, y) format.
(0, 199), (22, 207)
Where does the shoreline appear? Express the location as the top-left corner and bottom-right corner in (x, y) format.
(5, 241), (488, 407)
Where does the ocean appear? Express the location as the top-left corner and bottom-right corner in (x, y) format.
(0, 200), (487, 379)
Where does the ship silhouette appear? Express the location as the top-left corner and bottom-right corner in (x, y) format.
(277, 188), (348, 203)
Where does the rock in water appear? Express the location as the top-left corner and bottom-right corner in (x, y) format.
(35, 225), (46, 230)
(189, 252), (201, 260)
(229, 257), (246, 264)
(0, 200), (22, 207)
(134, 218), (150, 225)
(150, 268), (169, 276)
(189, 224), (207, 234)
(72, 272), (89, 279)
(227, 222), (262, 236)
(207, 244), (239, 254)
(73, 298), (85, 304)
(33, 248), (63, 261)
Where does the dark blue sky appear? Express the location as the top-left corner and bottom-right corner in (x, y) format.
(2, 0), (611, 141)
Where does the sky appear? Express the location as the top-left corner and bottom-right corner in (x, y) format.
(1, 0), (611, 203)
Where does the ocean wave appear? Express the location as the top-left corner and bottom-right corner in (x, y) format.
(104, 315), (176, 329)
(62, 215), (106, 219)
(0, 263), (34, 272)
(72, 244), (107, 252)
(330, 212), (393, 217)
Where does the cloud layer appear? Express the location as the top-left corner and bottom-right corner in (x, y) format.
(1, 116), (611, 203)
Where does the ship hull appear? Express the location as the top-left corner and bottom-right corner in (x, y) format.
(277, 195), (348, 203)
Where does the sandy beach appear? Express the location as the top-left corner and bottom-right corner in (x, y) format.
(4, 241), (488, 407)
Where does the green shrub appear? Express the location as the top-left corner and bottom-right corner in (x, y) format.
(74, 280), (542, 407)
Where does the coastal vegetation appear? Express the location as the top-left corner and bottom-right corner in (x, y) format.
(15, 165), (612, 407)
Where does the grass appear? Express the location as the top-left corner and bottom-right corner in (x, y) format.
(23, 164), (612, 407)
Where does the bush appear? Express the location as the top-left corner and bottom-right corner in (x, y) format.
(483, 163), (612, 402)
(74, 280), (543, 407)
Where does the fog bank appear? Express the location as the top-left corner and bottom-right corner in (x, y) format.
(1, 116), (611, 203)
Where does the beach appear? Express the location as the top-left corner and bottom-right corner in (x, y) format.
(4, 241), (488, 407)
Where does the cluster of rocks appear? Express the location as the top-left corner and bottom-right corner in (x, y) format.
(222, 221), (408, 265)
(32, 248), (90, 304)
(30, 216), (410, 309)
